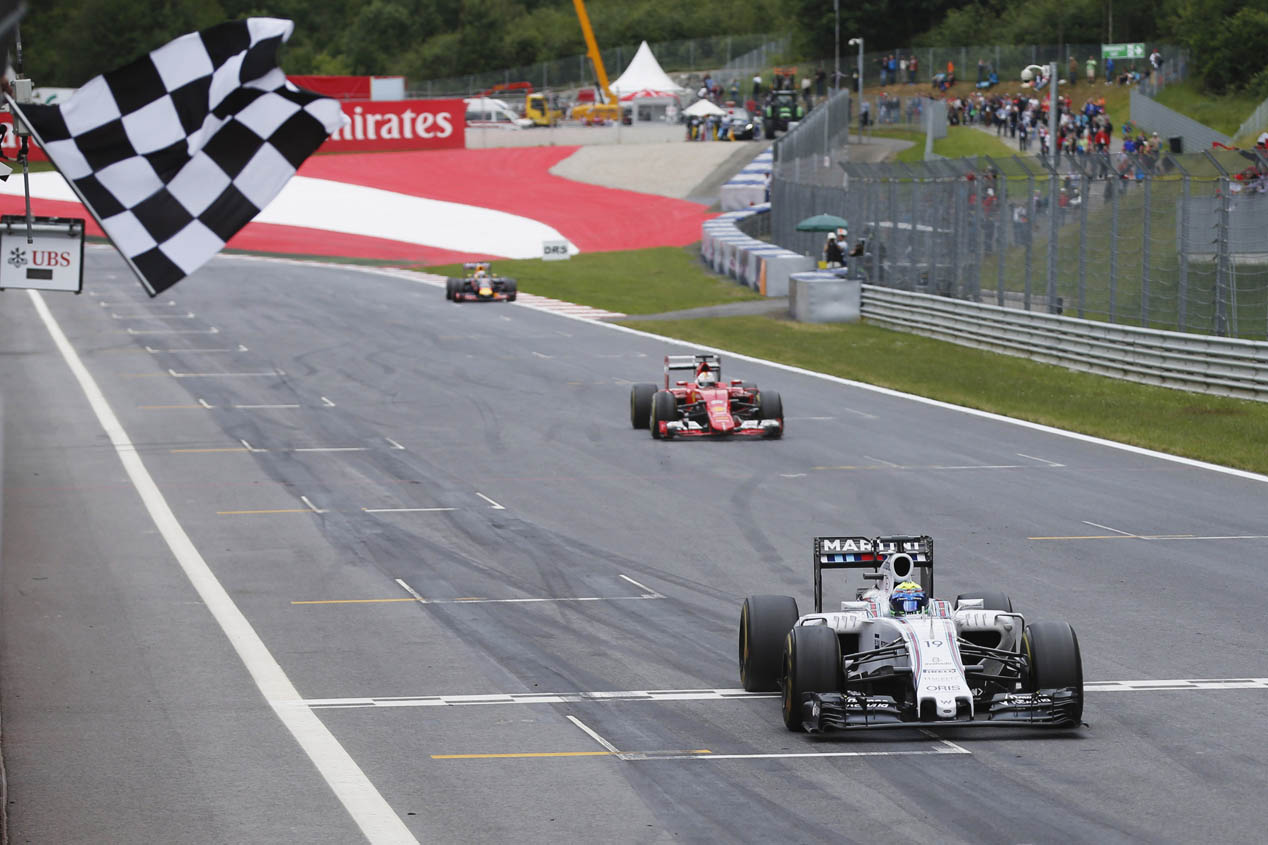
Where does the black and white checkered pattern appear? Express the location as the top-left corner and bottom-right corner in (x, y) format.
(16, 18), (345, 295)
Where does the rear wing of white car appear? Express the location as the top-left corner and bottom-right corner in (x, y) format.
(664, 354), (721, 388)
(813, 535), (933, 613)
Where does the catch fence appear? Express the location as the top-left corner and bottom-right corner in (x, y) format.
(772, 149), (1268, 340)
(410, 35), (788, 97)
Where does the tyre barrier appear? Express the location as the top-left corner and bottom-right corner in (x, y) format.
(788, 272), (862, 323)
(701, 204), (814, 297)
(720, 147), (773, 211)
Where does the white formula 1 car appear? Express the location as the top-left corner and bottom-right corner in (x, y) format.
(738, 535), (1084, 732)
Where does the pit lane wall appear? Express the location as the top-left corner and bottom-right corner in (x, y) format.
(700, 204), (814, 297)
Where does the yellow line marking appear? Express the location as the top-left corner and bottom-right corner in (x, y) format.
(172, 447), (250, 453)
(292, 598), (417, 605)
(217, 508), (312, 515)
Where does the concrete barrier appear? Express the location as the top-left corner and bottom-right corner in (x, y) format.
(720, 147), (772, 211)
(701, 203), (813, 297)
(789, 272), (862, 323)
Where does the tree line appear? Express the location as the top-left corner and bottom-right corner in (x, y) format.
(20, 0), (1264, 99)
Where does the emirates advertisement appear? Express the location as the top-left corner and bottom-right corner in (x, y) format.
(319, 99), (466, 153)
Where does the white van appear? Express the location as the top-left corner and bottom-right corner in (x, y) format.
(463, 97), (533, 129)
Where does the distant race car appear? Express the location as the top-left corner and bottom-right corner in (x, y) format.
(445, 262), (518, 303)
(629, 354), (783, 439)
(739, 534), (1085, 732)
(721, 107), (762, 141)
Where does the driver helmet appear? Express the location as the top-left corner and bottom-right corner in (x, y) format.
(696, 368), (717, 388)
(890, 581), (927, 615)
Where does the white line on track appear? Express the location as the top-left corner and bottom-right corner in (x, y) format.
(367, 507), (457, 513)
(127, 327), (219, 335)
(234, 403), (301, 409)
(294, 446), (368, 453)
(862, 455), (900, 467)
(198, 398), (213, 409)
(287, 678), (1268, 709)
(28, 290), (416, 844)
(1017, 453), (1065, 467)
(146, 344), (248, 353)
(475, 492), (505, 510)
(384, 437), (405, 450)
(1083, 520), (1135, 536)
(618, 574), (663, 598)
(300, 495), (327, 514)
(112, 311), (196, 319)
(321, 396), (336, 407)
(168, 369), (284, 378)
(566, 715), (623, 756)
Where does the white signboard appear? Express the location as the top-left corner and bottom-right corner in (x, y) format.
(542, 240), (571, 261)
(0, 216), (85, 293)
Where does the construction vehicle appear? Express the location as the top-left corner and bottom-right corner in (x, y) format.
(569, 0), (621, 123)
(474, 81), (562, 127)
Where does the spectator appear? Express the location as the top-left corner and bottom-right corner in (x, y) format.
(1086, 56), (1096, 86)
(1149, 48), (1164, 82)
(815, 66), (826, 97)
(824, 233), (844, 267)
(908, 54), (918, 84)
(1105, 57), (1114, 84)
(977, 58), (986, 85)
(899, 56), (908, 85)
(752, 74), (761, 98)
(1067, 55), (1078, 86)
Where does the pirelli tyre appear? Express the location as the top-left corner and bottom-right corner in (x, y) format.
(503, 279), (518, 301)
(739, 594), (799, 692)
(758, 389), (783, 438)
(649, 390), (677, 439)
(955, 591), (1014, 613)
(445, 278), (459, 300)
(630, 383), (657, 429)
(781, 624), (842, 731)
(1023, 621), (1084, 724)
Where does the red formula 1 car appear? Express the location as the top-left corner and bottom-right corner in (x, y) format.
(629, 354), (783, 440)
(445, 262), (518, 303)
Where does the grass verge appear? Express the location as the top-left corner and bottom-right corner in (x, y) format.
(614, 313), (1268, 475)
(427, 246), (763, 315)
(1152, 80), (1261, 139)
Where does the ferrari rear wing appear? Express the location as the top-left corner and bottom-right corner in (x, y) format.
(664, 353), (721, 387)
(813, 535), (933, 612)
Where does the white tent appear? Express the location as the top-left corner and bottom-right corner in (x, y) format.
(610, 41), (687, 96)
(682, 99), (725, 117)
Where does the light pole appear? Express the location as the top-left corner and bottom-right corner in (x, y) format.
(848, 37), (863, 140)
(833, 0), (840, 93)
(1023, 62), (1060, 164)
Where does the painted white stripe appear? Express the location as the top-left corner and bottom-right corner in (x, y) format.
(27, 290), (416, 844)
(1018, 453), (1065, 467)
(289, 678), (1268, 709)
(618, 574), (663, 597)
(300, 495), (327, 515)
(384, 437), (405, 450)
(321, 396), (337, 407)
(566, 715), (622, 755)
(294, 447), (368, 453)
(234, 404), (301, 409)
(127, 327), (219, 335)
(146, 344), (248, 353)
(475, 492), (505, 510)
(168, 369), (284, 378)
(112, 311), (196, 319)
(1083, 520), (1135, 536)
(365, 507), (457, 513)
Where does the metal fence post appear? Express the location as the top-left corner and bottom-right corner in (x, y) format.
(1046, 160), (1059, 313)
(1109, 172), (1119, 324)
(1204, 151), (1231, 335)
(871, 179), (882, 283)
(1141, 165), (1152, 328)
(1023, 163), (1035, 311)
(1166, 154), (1191, 331)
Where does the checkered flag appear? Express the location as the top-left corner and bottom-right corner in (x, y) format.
(9, 18), (346, 295)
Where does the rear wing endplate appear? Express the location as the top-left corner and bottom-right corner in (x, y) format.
(813, 535), (933, 612)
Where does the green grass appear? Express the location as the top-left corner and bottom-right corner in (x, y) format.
(614, 314), (1268, 474)
(427, 247), (763, 315)
(870, 126), (1019, 163)
(1152, 80), (1261, 139)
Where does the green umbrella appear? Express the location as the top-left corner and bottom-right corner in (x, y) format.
(795, 213), (849, 232)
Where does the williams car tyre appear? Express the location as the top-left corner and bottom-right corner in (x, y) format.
(781, 624), (842, 732)
(739, 595), (799, 692)
(955, 591), (1014, 612)
(758, 389), (784, 438)
(1023, 621), (1084, 724)
(650, 390), (677, 439)
(630, 383), (657, 429)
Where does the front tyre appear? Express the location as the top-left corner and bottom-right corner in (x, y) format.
(781, 625), (841, 731)
(758, 389), (783, 439)
(445, 278), (458, 300)
(504, 279), (518, 301)
(650, 390), (677, 439)
(629, 383), (657, 429)
(1023, 621), (1084, 724)
(739, 595), (799, 692)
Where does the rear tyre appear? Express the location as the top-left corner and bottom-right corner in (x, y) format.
(758, 390), (783, 438)
(781, 625), (842, 731)
(504, 279), (518, 301)
(1023, 621), (1084, 724)
(629, 383), (657, 429)
(650, 390), (677, 439)
(739, 595), (799, 692)
(955, 591), (1014, 613)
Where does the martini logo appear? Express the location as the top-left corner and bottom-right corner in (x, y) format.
(820, 538), (873, 552)
(8, 247), (26, 268)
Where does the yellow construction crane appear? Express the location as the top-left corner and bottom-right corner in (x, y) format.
(569, 0), (621, 122)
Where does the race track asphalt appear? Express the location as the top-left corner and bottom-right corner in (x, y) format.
(2, 249), (1266, 844)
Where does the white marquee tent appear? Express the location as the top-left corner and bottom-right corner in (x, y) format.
(610, 41), (687, 96)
